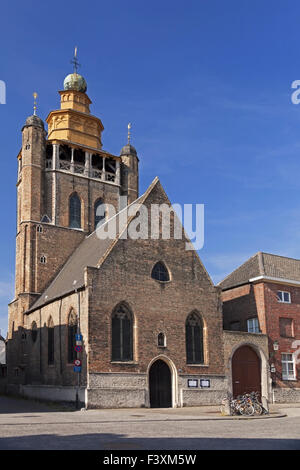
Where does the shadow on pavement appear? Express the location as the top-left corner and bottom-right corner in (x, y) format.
(0, 432), (299, 450)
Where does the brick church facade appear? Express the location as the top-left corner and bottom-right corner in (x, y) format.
(6, 67), (271, 408)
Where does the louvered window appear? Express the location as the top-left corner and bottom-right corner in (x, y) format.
(69, 193), (81, 229)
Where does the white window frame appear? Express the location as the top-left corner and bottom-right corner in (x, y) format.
(282, 353), (296, 381)
(247, 317), (260, 333)
(277, 291), (291, 304)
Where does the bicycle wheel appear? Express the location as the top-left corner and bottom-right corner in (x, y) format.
(239, 403), (255, 416)
(254, 403), (262, 415)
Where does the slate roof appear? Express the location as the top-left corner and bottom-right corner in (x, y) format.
(28, 178), (159, 313)
(219, 252), (300, 290)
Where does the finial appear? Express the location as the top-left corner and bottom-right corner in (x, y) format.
(33, 92), (38, 115)
(70, 46), (80, 74)
(128, 122), (132, 145)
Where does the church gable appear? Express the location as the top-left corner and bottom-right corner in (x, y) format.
(98, 177), (214, 289)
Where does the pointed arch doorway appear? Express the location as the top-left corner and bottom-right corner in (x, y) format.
(149, 359), (172, 408)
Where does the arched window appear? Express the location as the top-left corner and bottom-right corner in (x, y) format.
(48, 317), (54, 365)
(94, 198), (105, 230)
(186, 312), (204, 364)
(31, 321), (38, 343)
(69, 193), (81, 229)
(68, 310), (77, 363)
(151, 262), (170, 282)
(112, 304), (133, 362)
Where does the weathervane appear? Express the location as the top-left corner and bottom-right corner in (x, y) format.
(70, 46), (80, 74)
(33, 92), (38, 115)
(128, 122), (132, 144)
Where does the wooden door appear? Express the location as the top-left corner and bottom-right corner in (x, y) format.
(149, 360), (172, 408)
(232, 346), (261, 398)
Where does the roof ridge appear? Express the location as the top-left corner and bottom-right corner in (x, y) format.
(217, 252), (259, 286)
(96, 177), (161, 268)
(260, 251), (300, 263)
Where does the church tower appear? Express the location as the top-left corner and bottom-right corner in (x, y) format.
(9, 54), (139, 341)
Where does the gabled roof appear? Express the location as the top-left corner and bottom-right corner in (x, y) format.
(28, 177), (160, 312)
(27, 176), (213, 313)
(219, 251), (300, 290)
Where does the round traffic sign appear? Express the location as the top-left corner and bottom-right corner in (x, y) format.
(74, 359), (81, 367)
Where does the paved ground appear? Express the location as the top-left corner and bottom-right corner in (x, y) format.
(0, 396), (300, 450)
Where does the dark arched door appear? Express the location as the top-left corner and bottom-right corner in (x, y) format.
(149, 360), (172, 408)
(232, 346), (261, 398)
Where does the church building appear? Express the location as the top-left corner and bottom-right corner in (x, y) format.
(6, 61), (271, 408)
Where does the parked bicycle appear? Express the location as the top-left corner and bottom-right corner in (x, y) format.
(221, 391), (268, 416)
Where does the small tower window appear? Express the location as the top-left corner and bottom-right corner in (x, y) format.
(151, 262), (170, 282)
(41, 214), (51, 224)
(158, 332), (166, 348)
(40, 255), (47, 264)
(69, 193), (81, 229)
(37, 225), (43, 233)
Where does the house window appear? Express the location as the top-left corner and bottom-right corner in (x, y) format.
(186, 312), (204, 364)
(277, 291), (291, 303)
(158, 332), (166, 348)
(282, 353), (296, 380)
(279, 318), (294, 338)
(111, 304), (133, 362)
(69, 193), (81, 229)
(48, 317), (54, 365)
(151, 262), (170, 282)
(247, 318), (260, 333)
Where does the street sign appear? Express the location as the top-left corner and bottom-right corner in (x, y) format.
(75, 345), (82, 352)
(74, 366), (81, 373)
(76, 340), (82, 346)
(74, 359), (81, 367)
(76, 334), (82, 341)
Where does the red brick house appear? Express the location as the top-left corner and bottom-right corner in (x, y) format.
(220, 252), (300, 402)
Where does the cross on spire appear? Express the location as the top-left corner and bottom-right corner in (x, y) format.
(70, 46), (81, 74)
(33, 92), (38, 115)
(128, 122), (132, 144)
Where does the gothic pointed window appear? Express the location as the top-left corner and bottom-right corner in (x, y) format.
(94, 198), (105, 230)
(69, 193), (81, 229)
(186, 312), (204, 364)
(111, 304), (133, 362)
(31, 321), (38, 343)
(68, 310), (77, 363)
(151, 262), (170, 282)
(48, 317), (54, 365)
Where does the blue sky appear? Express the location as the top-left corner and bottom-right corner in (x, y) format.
(1, 0), (300, 335)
